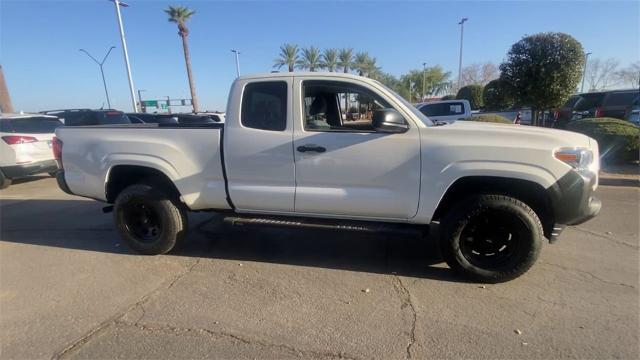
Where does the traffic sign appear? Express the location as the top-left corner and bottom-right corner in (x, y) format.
(142, 100), (158, 107)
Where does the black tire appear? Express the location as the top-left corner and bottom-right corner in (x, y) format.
(439, 194), (543, 283)
(114, 183), (187, 255)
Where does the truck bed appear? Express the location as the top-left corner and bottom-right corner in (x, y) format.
(56, 123), (231, 210)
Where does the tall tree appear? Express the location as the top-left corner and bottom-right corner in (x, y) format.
(354, 52), (370, 76)
(500, 32), (584, 125)
(459, 62), (499, 87)
(321, 48), (339, 72)
(273, 43), (299, 72)
(585, 58), (620, 91)
(297, 46), (322, 71)
(338, 48), (354, 73)
(483, 79), (514, 110)
(165, 5), (199, 112)
(615, 62), (640, 88)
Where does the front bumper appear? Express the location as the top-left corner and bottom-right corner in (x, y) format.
(548, 169), (601, 237)
(0, 160), (57, 179)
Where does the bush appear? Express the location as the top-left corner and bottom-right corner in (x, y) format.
(441, 95), (456, 101)
(566, 118), (640, 163)
(469, 114), (513, 124)
(483, 79), (514, 111)
(456, 84), (484, 110)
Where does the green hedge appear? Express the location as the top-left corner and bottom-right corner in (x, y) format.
(566, 118), (640, 163)
(456, 85), (484, 110)
(469, 114), (513, 124)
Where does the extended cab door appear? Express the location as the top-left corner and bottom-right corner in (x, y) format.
(292, 77), (421, 220)
(224, 78), (295, 212)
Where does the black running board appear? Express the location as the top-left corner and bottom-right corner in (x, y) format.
(223, 215), (425, 235)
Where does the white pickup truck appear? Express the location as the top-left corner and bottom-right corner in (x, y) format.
(54, 72), (601, 282)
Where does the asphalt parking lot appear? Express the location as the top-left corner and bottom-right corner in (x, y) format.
(1, 177), (638, 359)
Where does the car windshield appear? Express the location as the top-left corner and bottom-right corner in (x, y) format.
(563, 95), (581, 108)
(376, 81), (434, 126)
(574, 93), (606, 111)
(6, 117), (63, 133)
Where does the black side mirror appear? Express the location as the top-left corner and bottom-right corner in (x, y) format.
(372, 108), (408, 133)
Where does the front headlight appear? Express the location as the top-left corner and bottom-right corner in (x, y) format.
(554, 147), (594, 171)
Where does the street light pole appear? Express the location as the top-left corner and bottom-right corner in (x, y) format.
(457, 17), (468, 89)
(581, 52), (592, 93)
(422, 62), (427, 101)
(110, 0), (138, 112)
(79, 46), (115, 109)
(231, 49), (241, 77)
(137, 89), (146, 113)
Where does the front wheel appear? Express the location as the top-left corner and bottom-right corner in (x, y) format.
(439, 194), (543, 283)
(114, 184), (188, 255)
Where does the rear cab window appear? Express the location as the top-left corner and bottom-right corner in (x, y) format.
(241, 81), (287, 131)
(419, 102), (465, 117)
(97, 111), (131, 125)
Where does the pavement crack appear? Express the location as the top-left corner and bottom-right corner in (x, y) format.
(392, 275), (417, 360)
(51, 257), (202, 359)
(542, 261), (636, 289)
(567, 226), (639, 249)
(115, 320), (360, 360)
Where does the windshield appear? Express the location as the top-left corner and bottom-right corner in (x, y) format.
(376, 81), (434, 126)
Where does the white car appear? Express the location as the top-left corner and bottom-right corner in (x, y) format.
(415, 99), (471, 123)
(54, 72), (601, 283)
(0, 113), (63, 189)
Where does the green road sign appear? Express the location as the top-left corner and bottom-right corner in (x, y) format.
(142, 100), (158, 107)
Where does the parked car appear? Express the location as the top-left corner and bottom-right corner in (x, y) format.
(567, 90), (638, 121)
(53, 72), (601, 283)
(415, 100), (471, 123)
(126, 113), (179, 125)
(0, 113), (63, 189)
(596, 89), (639, 119)
(40, 109), (131, 126)
(553, 95), (582, 125)
(625, 98), (640, 126)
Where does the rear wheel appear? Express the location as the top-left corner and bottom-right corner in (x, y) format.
(114, 184), (187, 255)
(439, 194), (543, 283)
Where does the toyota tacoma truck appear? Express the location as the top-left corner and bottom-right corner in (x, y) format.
(53, 72), (601, 283)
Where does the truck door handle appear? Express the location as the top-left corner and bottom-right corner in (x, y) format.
(297, 145), (326, 153)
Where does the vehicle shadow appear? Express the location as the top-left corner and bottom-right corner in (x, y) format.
(0, 199), (468, 283)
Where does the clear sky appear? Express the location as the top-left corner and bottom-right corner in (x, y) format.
(1, 0), (638, 112)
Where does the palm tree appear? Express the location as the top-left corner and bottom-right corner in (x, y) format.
(297, 46), (322, 71)
(354, 52), (370, 76)
(273, 43), (299, 72)
(338, 48), (354, 74)
(165, 5), (199, 113)
(321, 48), (339, 72)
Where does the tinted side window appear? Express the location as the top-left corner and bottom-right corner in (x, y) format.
(241, 82), (287, 131)
(605, 92), (638, 107)
(0, 120), (13, 132)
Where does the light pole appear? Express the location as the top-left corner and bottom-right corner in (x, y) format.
(457, 17), (468, 89)
(581, 52), (592, 93)
(422, 62), (427, 101)
(109, 0), (138, 112)
(231, 49), (241, 77)
(137, 89), (146, 113)
(79, 47), (115, 109)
